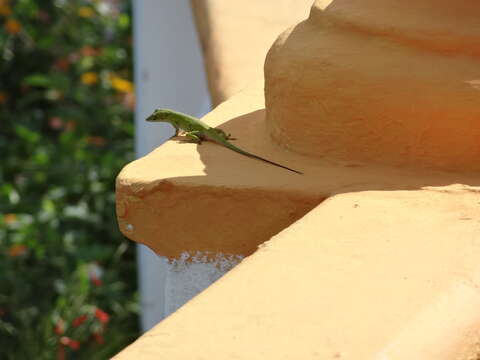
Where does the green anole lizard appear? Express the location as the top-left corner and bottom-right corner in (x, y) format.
(146, 109), (302, 174)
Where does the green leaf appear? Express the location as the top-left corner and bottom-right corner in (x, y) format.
(23, 74), (52, 87)
(14, 125), (40, 143)
(118, 14), (130, 29)
(23, 74), (70, 91)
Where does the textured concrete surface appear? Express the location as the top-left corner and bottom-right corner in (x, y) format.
(115, 187), (480, 359)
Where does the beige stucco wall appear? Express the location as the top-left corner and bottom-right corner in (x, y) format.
(190, 0), (312, 105)
(116, 80), (477, 260)
(116, 0), (480, 357)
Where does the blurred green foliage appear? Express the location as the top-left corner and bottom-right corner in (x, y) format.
(0, 0), (138, 358)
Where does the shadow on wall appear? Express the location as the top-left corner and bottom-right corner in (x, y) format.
(132, 107), (479, 260)
(173, 108), (479, 192)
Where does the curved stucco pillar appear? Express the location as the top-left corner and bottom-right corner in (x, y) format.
(265, 0), (480, 171)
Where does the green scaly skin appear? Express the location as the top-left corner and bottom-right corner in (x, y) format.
(146, 109), (303, 174)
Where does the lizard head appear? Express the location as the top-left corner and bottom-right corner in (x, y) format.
(146, 109), (176, 123)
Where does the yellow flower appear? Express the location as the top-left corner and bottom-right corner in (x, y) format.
(78, 6), (94, 18)
(8, 244), (27, 257)
(4, 18), (21, 34)
(81, 72), (98, 85)
(4, 213), (16, 224)
(110, 75), (134, 93)
(0, 91), (7, 104)
(0, 4), (12, 16)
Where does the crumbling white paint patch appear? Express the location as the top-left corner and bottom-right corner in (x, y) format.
(164, 252), (244, 315)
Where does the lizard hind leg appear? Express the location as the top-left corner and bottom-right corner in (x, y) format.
(214, 128), (236, 140)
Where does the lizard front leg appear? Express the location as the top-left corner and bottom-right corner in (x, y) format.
(184, 130), (204, 144)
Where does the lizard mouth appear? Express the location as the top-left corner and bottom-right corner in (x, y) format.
(146, 114), (157, 122)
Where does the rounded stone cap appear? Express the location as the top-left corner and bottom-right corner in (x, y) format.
(265, 0), (480, 172)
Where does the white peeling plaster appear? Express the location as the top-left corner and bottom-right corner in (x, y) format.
(164, 252), (244, 315)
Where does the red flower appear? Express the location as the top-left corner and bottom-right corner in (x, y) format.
(86, 136), (106, 146)
(60, 336), (80, 350)
(54, 319), (65, 335)
(68, 340), (80, 350)
(72, 314), (88, 327)
(94, 308), (109, 324)
(7, 244), (27, 257)
(91, 276), (102, 286)
(65, 120), (76, 131)
(92, 332), (104, 344)
(88, 262), (104, 286)
(53, 57), (70, 72)
(80, 45), (99, 57)
(49, 117), (64, 130)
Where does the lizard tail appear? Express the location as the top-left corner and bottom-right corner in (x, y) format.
(205, 130), (303, 174)
(246, 153), (303, 174)
(223, 141), (303, 175)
